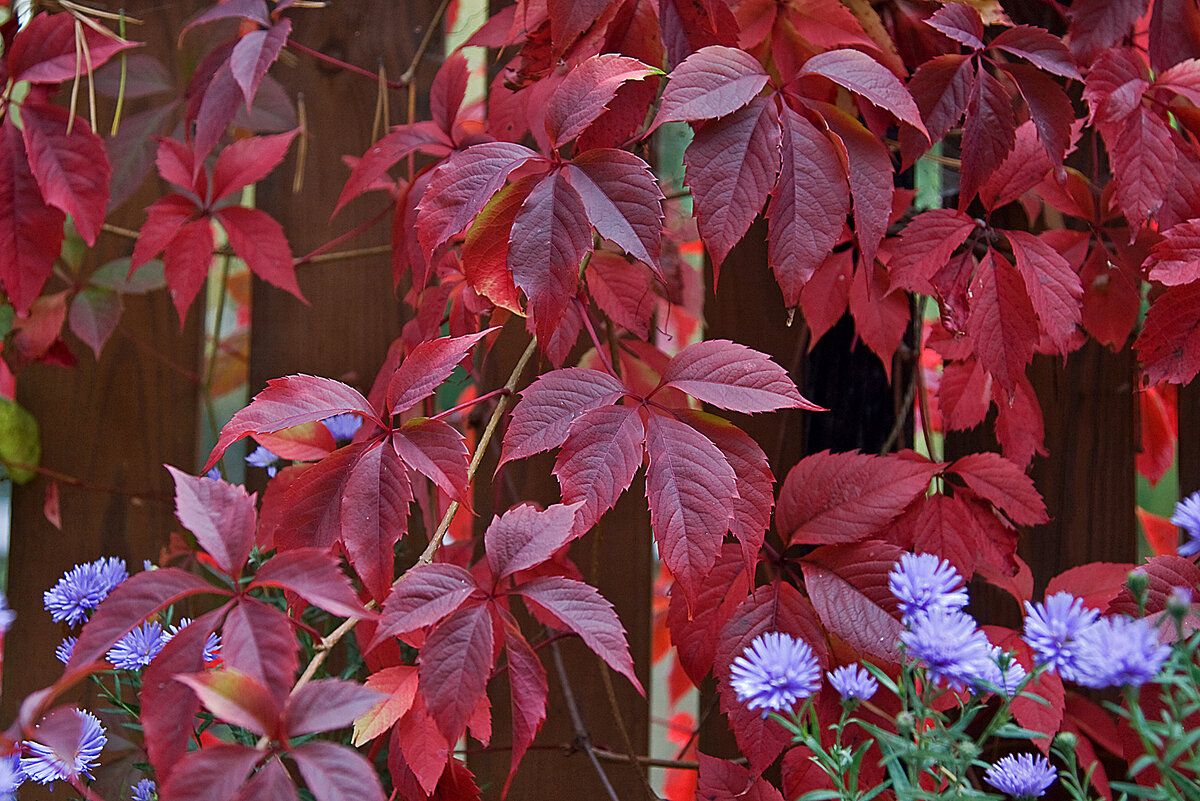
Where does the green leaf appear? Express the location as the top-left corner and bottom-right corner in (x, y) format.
(91, 257), (167, 293)
(0, 397), (40, 483)
(69, 286), (123, 358)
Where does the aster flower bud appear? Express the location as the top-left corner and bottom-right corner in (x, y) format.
(1125, 568), (1150, 605)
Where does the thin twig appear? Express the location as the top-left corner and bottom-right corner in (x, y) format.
(3, 462), (170, 502)
(293, 207), (392, 266)
(401, 0), (454, 85)
(551, 640), (623, 801)
(879, 357), (918, 456)
(101, 222), (140, 239)
(287, 39), (408, 89)
(600, 658), (661, 800)
(306, 244), (392, 264)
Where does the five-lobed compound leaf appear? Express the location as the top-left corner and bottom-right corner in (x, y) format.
(0, 117), (66, 314)
(418, 602), (495, 743)
(501, 367), (628, 465)
(291, 740), (387, 801)
(661, 338), (817, 412)
(204, 375), (380, 473)
(167, 465), (256, 577)
(515, 575), (643, 693)
(485, 502), (580, 582)
(776, 450), (941, 545)
(554, 404), (646, 534)
(654, 45), (770, 126)
(229, 18), (291, 110)
(387, 329), (495, 415)
(567, 148), (664, 269)
(545, 54), (659, 148)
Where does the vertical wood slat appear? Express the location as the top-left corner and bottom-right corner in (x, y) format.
(1, 3), (204, 727)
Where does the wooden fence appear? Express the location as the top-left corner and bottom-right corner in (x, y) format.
(0, 2), (1157, 799)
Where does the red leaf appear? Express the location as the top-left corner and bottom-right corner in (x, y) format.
(131, 193), (195, 270)
(979, 120), (1054, 212)
(800, 250), (853, 344)
(387, 330), (494, 415)
(1107, 554), (1200, 619)
(1046, 562), (1136, 611)
(586, 252), (655, 339)
(335, 440), (412, 602)
(886, 209), (977, 294)
(211, 129), (299, 202)
(715, 582), (827, 771)
(161, 744), (262, 801)
(1147, 218), (1200, 285)
(960, 68), (1016, 207)
(166, 466), (256, 577)
(685, 96), (779, 270)
(992, 25), (1082, 80)
(181, 0), (270, 39)
(352, 665), (419, 745)
(906, 54), (974, 147)
(653, 45), (769, 126)
(461, 174), (531, 312)
(939, 358), (991, 431)
(1006, 229), (1083, 355)
(661, 338), (814, 412)
(1137, 384), (1176, 487)
(221, 598), (300, 705)
(232, 760), (298, 801)
(548, 0), (612, 53)
(19, 101), (110, 245)
(391, 417), (470, 502)
(554, 404), (646, 532)
(678, 411), (773, 572)
(967, 251), (1038, 398)
(216, 206), (302, 300)
(1137, 507), (1179, 556)
(888, 493), (983, 577)
(776, 450), (941, 545)
(193, 61), (243, 166)
(516, 576), (643, 693)
(767, 104), (848, 305)
(1000, 62), (1075, 167)
(374, 564), (478, 644)
(848, 260), (909, 377)
(799, 49), (927, 137)
(820, 103), (893, 267)
(249, 548), (374, 619)
(275, 443), (363, 551)
(68, 286), (122, 359)
(0, 118), (65, 313)
(419, 602), (495, 742)
(509, 171), (592, 341)
(644, 409), (736, 607)
(1068, 0), (1149, 62)
(501, 619), (547, 789)
(176, 669), (280, 737)
(696, 754), (786, 801)
(431, 51), (470, 133)
(925, 3), (985, 49)
(545, 54), (658, 147)
(204, 375), (378, 473)
(229, 19), (291, 109)
(949, 452), (1049, 526)
(66, 568), (218, 674)
(335, 124), (449, 216)
(501, 367), (627, 464)
(416, 142), (541, 256)
(389, 694), (452, 795)
(800, 540), (906, 663)
(567, 148), (664, 269)
(1111, 105), (1175, 228)
(666, 543), (750, 683)
(993, 373), (1046, 469)
(284, 678), (386, 737)
(163, 217), (215, 322)
(484, 502), (579, 582)
(8, 12), (138, 84)
(142, 607), (226, 785)
(291, 741), (387, 801)
(1135, 281), (1200, 384)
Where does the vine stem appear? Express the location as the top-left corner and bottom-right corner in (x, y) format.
(551, 639), (623, 801)
(286, 335), (538, 700)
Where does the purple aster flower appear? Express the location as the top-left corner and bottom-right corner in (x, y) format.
(984, 753), (1057, 799)
(1171, 491), (1200, 557)
(1022, 592), (1099, 683)
(203, 466), (222, 480)
(889, 553), (969, 623)
(43, 557), (128, 626)
(1073, 615), (1172, 688)
(55, 636), (76, 665)
(20, 708), (106, 785)
(969, 645), (1027, 696)
(107, 621), (167, 670)
(730, 632), (821, 718)
(0, 752), (22, 799)
(828, 664), (878, 702)
(245, 444), (281, 477)
(131, 777), (157, 801)
(0, 591), (14, 635)
(900, 607), (992, 690)
(322, 413), (363, 443)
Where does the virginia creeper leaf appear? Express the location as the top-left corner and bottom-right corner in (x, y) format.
(665, 543), (749, 684)
(352, 665), (419, 745)
(586, 251), (655, 339)
(274, 443), (364, 551)
(336, 440), (412, 603)
(249, 548), (374, 619)
(960, 68), (1016, 207)
(554, 404), (646, 533)
(696, 754), (786, 801)
(500, 367), (628, 464)
(176, 669), (280, 738)
(906, 54), (973, 147)
(0, 118), (65, 313)
(161, 744), (262, 801)
(992, 25), (1082, 81)
(485, 502), (580, 582)
(335, 123), (450, 216)
(1000, 62), (1075, 166)
(800, 540), (906, 663)
(545, 54), (658, 147)
(501, 617), (548, 790)
(166, 465), (256, 577)
(661, 338), (814, 412)
(516, 576), (643, 693)
(163, 217), (215, 322)
(819, 102), (893, 268)
(799, 49), (927, 136)
(230, 19), (291, 109)
(968, 251), (1039, 397)
(1111, 105), (1174, 228)
(216, 206), (303, 300)
(1146, 218), (1200, 286)
(461, 174), (533, 312)
(284, 678), (386, 737)
(387, 329), (494, 415)
(567, 148), (664, 269)
(221, 598), (300, 705)
(232, 760), (298, 801)
(419, 602), (495, 742)
(291, 741), (387, 801)
(8, 12), (139, 84)
(949, 451), (1048, 526)
(390, 417), (470, 502)
(374, 563), (478, 645)
(653, 45), (769, 126)
(1006, 229), (1083, 355)
(211, 129), (299, 202)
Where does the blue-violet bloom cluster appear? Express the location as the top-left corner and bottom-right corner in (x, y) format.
(245, 444), (281, 476)
(19, 708), (106, 785)
(43, 557), (127, 626)
(167, 618), (222, 664)
(1072, 614), (1171, 688)
(1172, 490), (1200, 557)
(900, 607), (992, 690)
(731, 632), (821, 718)
(107, 621), (168, 670)
(970, 645), (1027, 696)
(983, 753), (1057, 799)
(131, 777), (157, 800)
(0, 591), (14, 635)
(889, 553), (969, 623)
(1022, 592), (1098, 683)
(323, 413), (362, 443)
(55, 636), (76, 665)
(828, 664), (878, 702)
(0, 753), (21, 800)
